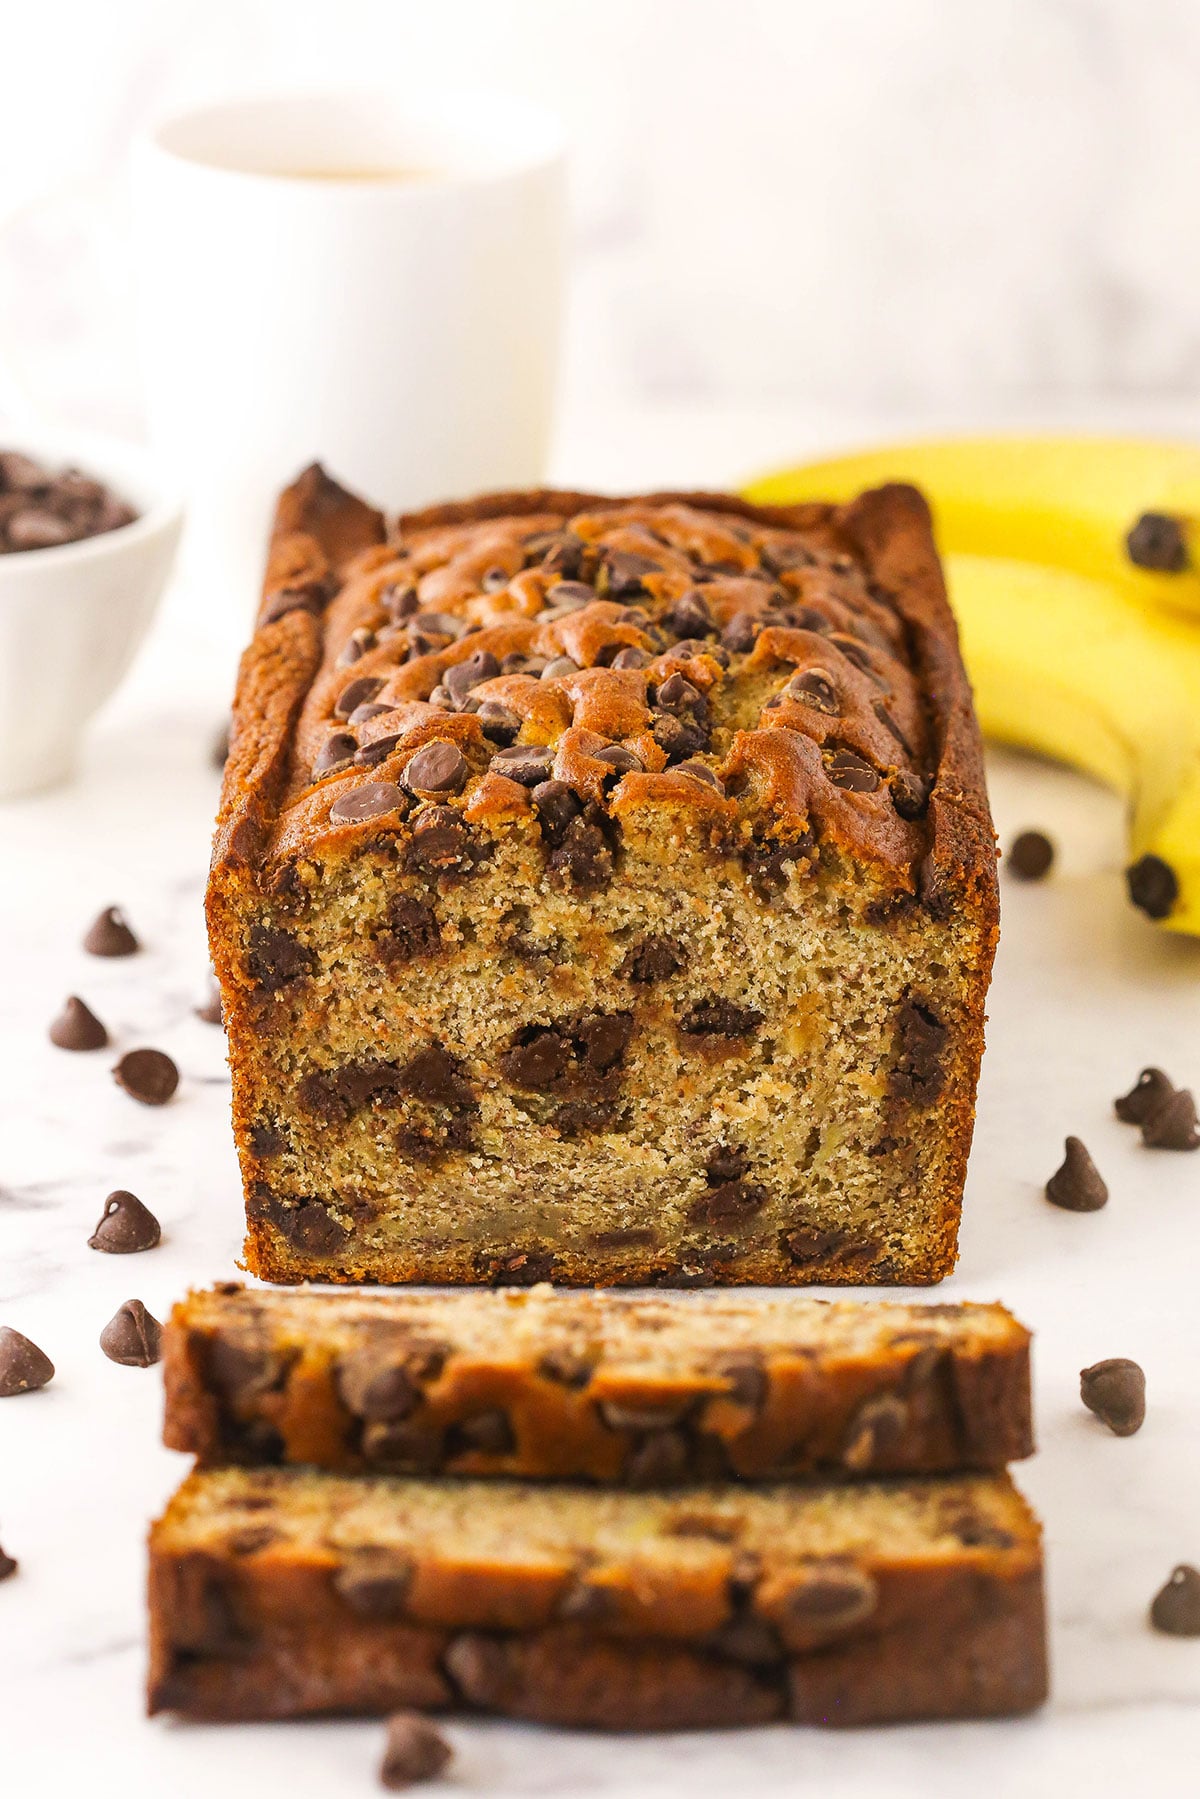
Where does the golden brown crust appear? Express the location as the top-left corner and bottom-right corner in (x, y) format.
(163, 1285), (1033, 1480)
(147, 1467), (1046, 1727)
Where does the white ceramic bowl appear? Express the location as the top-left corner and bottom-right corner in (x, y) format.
(0, 425), (183, 798)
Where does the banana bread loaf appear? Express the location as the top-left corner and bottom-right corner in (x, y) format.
(164, 1284), (1032, 1480)
(208, 468), (998, 1286)
(147, 1465), (1045, 1727)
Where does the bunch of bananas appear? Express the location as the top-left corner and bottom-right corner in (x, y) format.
(746, 438), (1200, 935)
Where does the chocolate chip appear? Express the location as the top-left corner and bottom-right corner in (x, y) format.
(535, 532), (586, 577)
(779, 1561), (878, 1632)
(404, 741), (468, 797)
(49, 995), (108, 1051)
(337, 626), (377, 667)
(380, 1712), (453, 1789)
(841, 1394), (908, 1470)
(112, 1048), (179, 1107)
(89, 1189), (161, 1253)
(577, 1010), (633, 1073)
(476, 701), (521, 744)
(557, 1578), (618, 1623)
(7, 508), (73, 550)
(334, 675), (384, 720)
(486, 1249), (556, 1286)
(0, 450), (49, 490)
(594, 743), (642, 774)
(1115, 1066), (1176, 1124)
(1126, 511), (1189, 573)
(0, 1327), (55, 1396)
(444, 649), (501, 707)
(1045, 1137), (1108, 1211)
(706, 1144), (749, 1184)
(337, 1355), (422, 1423)
(452, 1409), (514, 1456)
(330, 781), (407, 823)
(890, 769), (930, 819)
(1150, 1565), (1200, 1636)
(382, 895), (441, 963)
(538, 1347), (595, 1388)
(246, 926), (313, 991)
(689, 1180), (767, 1225)
(354, 734), (404, 768)
(656, 671), (702, 711)
(825, 746), (881, 792)
(780, 1225), (855, 1266)
(1003, 828), (1054, 880)
(786, 669), (839, 713)
(0, 1544), (16, 1580)
(621, 936), (687, 983)
(717, 1354), (767, 1410)
(99, 1299), (163, 1368)
(1080, 1357), (1145, 1435)
(196, 977), (223, 1026)
(722, 610), (762, 653)
(740, 832), (816, 894)
(501, 1025), (571, 1089)
(531, 779), (582, 844)
(890, 997), (947, 1104)
(610, 646), (649, 670)
(313, 731), (358, 777)
(603, 549), (661, 597)
(334, 1550), (415, 1619)
(410, 611), (463, 642)
(262, 580), (332, 623)
(1126, 854), (1178, 920)
(406, 805), (475, 873)
(1141, 1086), (1200, 1151)
(674, 760), (724, 794)
(83, 906), (139, 957)
(542, 580), (594, 614)
(678, 998), (763, 1038)
(443, 1632), (510, 1705)
(664, 589), (713, 637)
(490, 743), (553, 786)
(626, 1429), (690, 1485)
(400, 1046), (474, 1110)
(540, 655), (579, 680)
(382, 583), (419, 622)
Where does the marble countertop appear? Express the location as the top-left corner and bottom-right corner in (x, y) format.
(2, 408), (1199, 1796)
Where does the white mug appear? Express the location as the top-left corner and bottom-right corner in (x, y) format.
(131, 90), (566, 656)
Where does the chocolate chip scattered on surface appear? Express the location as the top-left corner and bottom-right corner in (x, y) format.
(1125, 511), (1190, 574)
(1126, 854), (1179, 921)
(1115, 1067), (1176, 1125)
(48, 995), (108, 1051)
(112, 1048), (179, 1107)
(1141, 1086), (1200, 1151)
(1080, 1357), (1146, 1436)
(99, 1299), (163, 1367)
(1150, 1565), (1200, 1636)
(1045, 1136), (1108, 1211)
(379, 1712), (453, 1789)
(0, 1543), (16, 1580)
(0, 1326), (55, 1396)
(88, 1190), (161, 1254)
(82, 906), (140, 957)
(1008, 830), (1055, 881)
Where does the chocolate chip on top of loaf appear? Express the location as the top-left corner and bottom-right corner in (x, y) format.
(209, 468), (998, 1288)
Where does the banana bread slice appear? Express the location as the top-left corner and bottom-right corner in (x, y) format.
(208, 468), (998, 1286)
(147, 1466), (1045, 1727)
(164, 1284), (1032, 1480)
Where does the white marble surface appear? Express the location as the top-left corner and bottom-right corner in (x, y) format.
(2, 406), (1200, 1795)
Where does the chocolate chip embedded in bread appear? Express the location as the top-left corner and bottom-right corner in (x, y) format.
(1150, 1565), (1200, 1636)
(99, 1299), (163, 1367)
(264, 1195), (349, 1256)
(0, 1326), (55, 1396)
(891, 997), (947, 1104)
(113, 1047), (179, 1107)
(451, 1408), (515, 1456)
(890, 769), (931, 819)
(484, 1249), (556, 1287)
(664, 589), (714, 638)
(262, 580), (333, 623)
(557, 1576), (619, 1624)
(626, 1429), (690, 1485)
(548, 818), (614, 890)
(49, 995), (108, 1051)
(771, 1560), (878, 1640)
(620, 935), (687, 984)
(531, 779), (582, 844)
(1140, 1087), (1200, 1151)
(688, 1180), (767, 1225)
(1115, 1066), (1176, 1125)
(722, 611), (762, 653)
(540, 655), (580, 681)
(403, 741), (468, 798)
(443, 1632), (512, 1706)
(825, 747), (882, 792)
(678, 998), (763, 1039)
(355, 732), (404, 767)
(786, 669), (839, 713)
(1008, 830), (1055, 880)
(89, 1189), (162, 1253)
(610, 645), (649, 671)
(1080, 1358), (1146, 1435)
(841, 1393), (908, 1470)
(334, 675), (385, 719)
(313, 731), (358, 778)
(1045, 1137), (1108, 1211)
(715, 1354), (767, 1411)
(490, 744), (554, 786)
(83, 905), (139, 956)
(603, 549), (662, 598)
(381, 895), (441, 964)
(380, 1711), (453, 1790)
(330, 781), (408, 824)
(675, 760), (725, 794)
(334, 1548), (415, 1619)
(400, 1045), (474, 1110)
(594, 743), (643, 775)
(500, 1025), (572, 1090)
(406, 805), (475, 872)
(337, 1353), (423, 1423)
(444, 649), (501, 707)
(537, 1346), (595, 1388)
(476, 701), (521, 744)
(246, 926), (314, 992)
(336, 626), (377, 667)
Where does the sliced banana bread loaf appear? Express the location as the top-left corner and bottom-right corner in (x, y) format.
(148, 1466), (1046, 1727)
(164, 1284), (1032, 1481)
(208, 468), (998, 1286)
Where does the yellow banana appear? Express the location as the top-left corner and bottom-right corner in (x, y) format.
(943, 553), (1200, 935)
(747, 435), (1200, 621)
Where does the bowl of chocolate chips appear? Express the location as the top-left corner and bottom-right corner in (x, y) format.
(0, 429), (182, 797)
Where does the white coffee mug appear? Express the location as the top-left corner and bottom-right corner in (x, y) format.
(131, 89), (566, 655)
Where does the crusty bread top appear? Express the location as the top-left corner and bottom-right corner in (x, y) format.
(211, 470), (997, 929)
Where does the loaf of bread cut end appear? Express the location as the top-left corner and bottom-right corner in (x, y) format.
(207, 467), (999, 1287)
(147, 1466), (1046, 1728)
(164, 1284), (1033, 1481)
